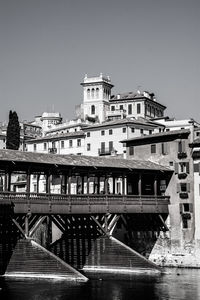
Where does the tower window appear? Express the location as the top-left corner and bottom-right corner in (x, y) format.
(91, 105), (95, 115)
(137, 103), (141, 114)
(96, 88), (99, 98)
(91, 88), (95, 98)
(87, 89), (90, 99)
(151, 144), (156, 154)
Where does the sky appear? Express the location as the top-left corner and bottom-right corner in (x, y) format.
(0, 0), (200, 123)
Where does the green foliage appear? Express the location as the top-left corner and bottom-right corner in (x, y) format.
(6, 110), (21, 150)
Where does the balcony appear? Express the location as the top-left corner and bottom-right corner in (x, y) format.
(98, 147), (115, 156)
(48, 147), (57, 154)
(178, 173), (187, 180)
(179, 192), (188, 199)
(192, 151), (200, 159)
(177, 152), (187, 159)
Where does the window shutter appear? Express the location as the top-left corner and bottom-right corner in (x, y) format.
(174, 163), (179, 174)
(165, 143), (168, 154)
(186, 162), (190, 174)
(189, 203), (193, 213)
(177, 183), (181, 193)
(187, 183), (190, 192)
(182, 140), (186, 152)
(179, 203), (183, 213)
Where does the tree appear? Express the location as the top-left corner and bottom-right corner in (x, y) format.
(6, 110), (21, 150)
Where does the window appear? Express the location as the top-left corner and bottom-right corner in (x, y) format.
(109, 141), (113, 152)
(111, 106), (115, 111)
(61, 141), (64, 148)
(128, 104), (132, 115)
(101, 142), (105, 153)
(151, 144), (156, 154)
(69, 140), (73, 147)
(129, 146), (134, 156)
(77, 139), (81, 147)
(120, 105), (123, 111)
(91, 105), (95, 115)
(122, 128), (126, 133)
(175, 162), (190, 174)
(180, 183), (187, 192)
(101, 130), (105, 136)
(91, 88), (95, 98)
(137, 103), (141, 114)
(177, 182), (190, 193)
(96, 88), (99, 98)
(178, 140), (186, 153)
(33, 184), (37, 193)
(149, 130), (152, 135)
(169, 161), (174, 167)
(161, 143), (167, 155)
(109, 129), (113, 135)
(131, 128), (135, 133)
(33, 144), (37, 151)
(183, 203), (189, 212)
(87, 143), (91, 151)
(44, 143), (47, 150)
(140, 129), (143, 134)
(87, 132), (90, 137)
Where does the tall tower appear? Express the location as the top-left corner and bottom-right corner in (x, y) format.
(81, 73), (114, 123)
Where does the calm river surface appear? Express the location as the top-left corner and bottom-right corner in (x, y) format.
(1, 268), (200, 300)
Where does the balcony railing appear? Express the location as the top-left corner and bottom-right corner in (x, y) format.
(178, 152), (187, 159)
(192, 151), (200, 159)
(0, 192), (170, 214)
(98, 148), (115, 156)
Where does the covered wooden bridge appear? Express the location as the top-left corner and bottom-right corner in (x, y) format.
(0, 149), (173, 280)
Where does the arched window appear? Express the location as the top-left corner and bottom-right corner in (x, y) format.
(96, 88), (99, 98)
(91, 88), (95, 98)
(87, 89), (90, 99)
(91, 105), (95, 115)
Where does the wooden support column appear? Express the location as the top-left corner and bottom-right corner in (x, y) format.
(122, 174), (125, 195)
(4, 171), (8, 191)
(154, 175), (158, 197)
(63, 174), (67, 194)
(26, 170), (31, 194)
(97, 175), (100, 194)
(138, 173), (142, 196)
(7, 171), (12, 192)
(67, 171), (72, 195)
(105, 175), (108, 195)
(46, 172), (51, 194)
(81, 175), (84, 194)
(76, 175), (79, 194)
(36, 174), (40, 193)
(93, 177), (96, 194)
(113, 176), (115, 194)
(87, 173), (90, 194)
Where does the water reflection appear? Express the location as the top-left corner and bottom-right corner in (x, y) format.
(1, 269), (200, 300)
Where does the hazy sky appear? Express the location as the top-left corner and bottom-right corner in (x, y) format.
(0, 0), (200, 123)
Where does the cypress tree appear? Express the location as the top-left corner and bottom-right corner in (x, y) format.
(6, 110), (21, 150)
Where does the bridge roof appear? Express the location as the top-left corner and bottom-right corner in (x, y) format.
(0, 149), (171, 173)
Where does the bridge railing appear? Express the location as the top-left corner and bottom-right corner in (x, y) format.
(0, 191), (170, 205)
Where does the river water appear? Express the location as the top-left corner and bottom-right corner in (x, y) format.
(1, 268), (200, 300)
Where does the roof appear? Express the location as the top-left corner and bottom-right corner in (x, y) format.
(82, 118), (159, 131)
(0, 149), (171, 172)
(121, 129), (190, 145)
(109, 93), (166, 108)
(25, 131), (85, 143)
